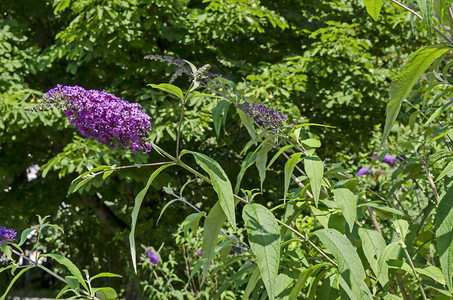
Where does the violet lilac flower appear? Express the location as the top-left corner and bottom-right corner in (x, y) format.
(41, 85), (152, 153)
(356, 168), (371, 177)
(0, 226), (17, 245)
(237, 101), (286, 132)
(372, 154), (397, 167)
(146, 250), (160, 265)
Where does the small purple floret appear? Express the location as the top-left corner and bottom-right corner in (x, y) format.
(356, 168), (371, 177)
(194, 250), (202, 256)
(43, 85), (153, 153)
(372, 154), (397, 167)
(0, 226), (17, 245)
(146, 250), (160, 265)
(237, 101), (286, 132)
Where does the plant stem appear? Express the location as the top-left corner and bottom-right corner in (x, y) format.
(8, 247), (95, 299)
(176, 81), (195, 159)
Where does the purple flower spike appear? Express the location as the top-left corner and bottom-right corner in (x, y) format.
(146, 250), (160, 265)
(194, 250), (202, 256)
(356, 168), (371, 177)
(42, 85), (153, 153)
(237, 101), (286, 132)
(382, 155), (397, 167)
(0, 226), (17, 245)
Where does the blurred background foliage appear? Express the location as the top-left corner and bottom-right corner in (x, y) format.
(0, 0), (426, 297)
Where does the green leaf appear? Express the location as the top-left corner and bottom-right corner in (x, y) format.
(382, 45), (450, 146)
(266, 145), (293, 171)
(424, 101), (451, 127)
(436, 161), (453, 182)
(148, 83), (184, 100)
(300, 138), (321, 148)
(94, 287), (118, 300)
(283, 153), (303, 203)
(181, 150), (236, 228)
(238, 109), (258, 141)
(358, 228), (386, 276)
(256, 144), (272, 191)
(65, 276), (79, 293)
(415, 265), (446, 285)
(289, 264), (329, 300)
(314, 229), (369, 299)
(275, 269), (296, 300)
(185, 258), (206, 288)
(55, 285), (71, 300)
(235, 151), (257, 194)
(156, 198), (181, 225)
(90, 272), (122, 281)
(202, 202), (226, 281)
(363, 0), (384, 21)
(243, 203), (281, 300)
(41, 253), (89, 291)
(182, 212), (206, 237)
(392, 219), (409, 242)
(242, 267), (260, 300)
(212, 100), (230, 136)
(18, 228), (35, 246)
(333, 188), (357, 232)
(0, 266), (34, 300)
(304, 156), (324, 206)
(376, 242), (401, 288)
(129, 164), (173, 273)
(435, 181), (453, 290)
(417, 0), (434, 35)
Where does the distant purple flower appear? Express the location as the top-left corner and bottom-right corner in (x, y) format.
(194, 250), (202, 256)
(42, 85), (152, 153)
(356, 168), (371, 177)
(146, 250), (160, 265)
(0, 226), (17, 245)
(372, 154), (397, 167)
(237, 101), (286, 132)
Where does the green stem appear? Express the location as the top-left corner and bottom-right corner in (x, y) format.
(176, 81), (195, 159)
(8, 246), (96, 299)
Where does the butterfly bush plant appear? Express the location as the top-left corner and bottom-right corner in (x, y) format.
(3, 1), (453, 298)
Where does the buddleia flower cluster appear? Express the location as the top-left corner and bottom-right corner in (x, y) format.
(237, 101), (287, 133)
(30, 85), (153, 153)
(0, 226), (17, 245)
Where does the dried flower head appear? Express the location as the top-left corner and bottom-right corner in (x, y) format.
(36, 85), (152, 153)
(0, 226), (17, 245)
(146, 250), (160, 265)
(237, 101), (286, 132)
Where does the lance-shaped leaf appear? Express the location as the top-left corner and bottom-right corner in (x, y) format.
(212, 99), (230, 136)
(382, 45), (450, 146)
(284, 153), (303, 202)
(182, 150), (236, 228)
(358, 228), (386, 277)
(417, 0), (433, 35)
(314, 228), (369, 299)
(202, 202), (226, 280)
(129, 164), (173, 273)
(243, 203), (281, 300)
(363, 0), (384, 21)
(304, 156), (324, 206)
(148, 83), (184, 100)
(41, 253), (89, 291)
(333, 188), (357, 232)
(435, 181), (453, 290)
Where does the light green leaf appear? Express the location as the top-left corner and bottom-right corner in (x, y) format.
(436, 161), (453, 182)
(201, 202), (226, 278)
(243, 203), (281, 300)
(212, 100), (230, 136)
(275, 269), (296, 300)
(65, 276), (79, 293)
(235, 151), (257, 194)
(148, 83), (184, 100)
(314, 229), (369, 299)
(382, 45), (450, 146)
(284, 153), (303, 203)
(435, 181), (453, 290)
(289, 264), (329, 300)
(90, 272), (122, 281)
(363, 0), (384, 21)
(333, 188), (357, 232)
(238, 109), (258, 141)
(18, 228), (35, 246)
(424, 101), (451, 127)
(304, 156), (324, 206)
(182, 150), (236, 228)
(94, 287), (118, 300)
(415, 265), (446, 285)
(129, 164), (173, 273)
(0, 266), (34, 300)
(156, 198), (181, 225)
(301, 138), (321, 148)
(392, 219), (409, 242)
(256, 144), (272, 191)
(182, 212), (206, 237)
(242, 267), (260, 300)
(377, 242), (401, 288)
(55, 285), (71, 300)
(41, 253), (89, 291)
(358, 228), (386, 277)
(417, 0), (434, 35)
(265, 145), (293, 171)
